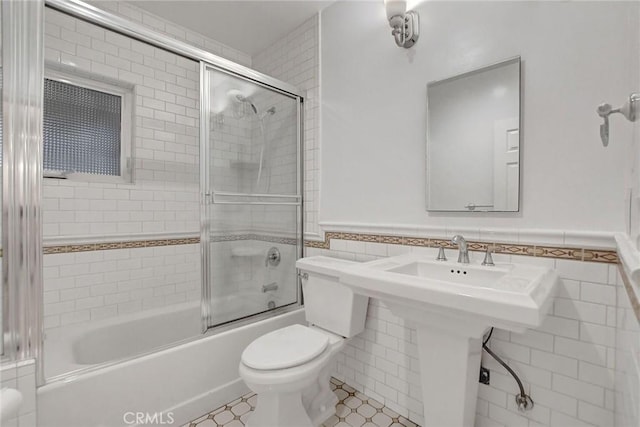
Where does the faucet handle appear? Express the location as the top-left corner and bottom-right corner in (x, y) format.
(451, 234), (465, 245)
(436, 247), (447, 261)
(482, 244), (495, 266)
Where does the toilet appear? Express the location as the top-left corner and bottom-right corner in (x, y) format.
(239, 256), (369, 427)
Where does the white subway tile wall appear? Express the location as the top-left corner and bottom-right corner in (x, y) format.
(44, 8), (201, 238)
(86, 1), (252, 67)
(614, 269), (640, 427)
(43, 244), (200, 330)
(305, 242), (621, 427)
(252, 15), (320, 237)
(43, 7), (205, 327)
(208, 74), (299, 237)
(209, 240), (299, 320)
(42, 3), (306, 330)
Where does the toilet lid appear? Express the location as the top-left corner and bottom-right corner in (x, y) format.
(241, 324), (329, 370)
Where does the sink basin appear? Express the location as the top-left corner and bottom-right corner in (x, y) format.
(340, 253), (557, 333)
(338, 253), (559, 427)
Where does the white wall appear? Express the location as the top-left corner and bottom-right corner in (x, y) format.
(320, 1), (636, 232)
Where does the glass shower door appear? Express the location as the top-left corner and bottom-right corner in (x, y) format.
(201, 64), (302, 329)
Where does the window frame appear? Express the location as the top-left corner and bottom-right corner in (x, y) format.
(43, 68), (133, 183)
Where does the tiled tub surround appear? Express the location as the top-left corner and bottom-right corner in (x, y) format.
(304, 229), (622, 427)
(42, 242), (201, 330)
(42, 234), (297, 330)
(252, 14), (320, 237)
(44, 7), (201, 238)
(42, 3), (304, 326)
(42, 7), (296, 337)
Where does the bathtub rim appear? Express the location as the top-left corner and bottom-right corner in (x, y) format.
(43, 302), (303, 385)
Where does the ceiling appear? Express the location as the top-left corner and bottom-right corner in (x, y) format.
(127, 1), (333, 56)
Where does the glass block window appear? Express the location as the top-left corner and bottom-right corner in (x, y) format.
(44, 78), (122, 176)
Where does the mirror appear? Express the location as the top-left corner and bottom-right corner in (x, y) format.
(426, 57), (521, 212)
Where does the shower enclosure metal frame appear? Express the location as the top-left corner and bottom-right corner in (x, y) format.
(2, 0), (305, 385)
(199, 63), (304, 333)
(1, 0), (45, 375)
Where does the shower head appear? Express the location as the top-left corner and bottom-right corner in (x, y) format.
(235, 94), (258, 114)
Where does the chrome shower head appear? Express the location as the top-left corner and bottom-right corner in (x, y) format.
(235, 94), (258, 114)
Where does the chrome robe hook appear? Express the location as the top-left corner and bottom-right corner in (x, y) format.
(597, 93), (639, 147)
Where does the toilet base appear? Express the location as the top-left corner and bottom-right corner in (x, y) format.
(304, 362), (338, 425)
(246, 390), (312, 427)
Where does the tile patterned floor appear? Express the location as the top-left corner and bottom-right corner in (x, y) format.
(182, 378), (420, 427)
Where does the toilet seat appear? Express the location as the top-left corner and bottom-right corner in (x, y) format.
(241, 324), (329, 370)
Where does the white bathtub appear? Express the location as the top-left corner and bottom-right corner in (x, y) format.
(38, 304), (304, 427)
(44, 292), (290, 377)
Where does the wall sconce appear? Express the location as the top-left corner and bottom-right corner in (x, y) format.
(384, 0), (419, 48)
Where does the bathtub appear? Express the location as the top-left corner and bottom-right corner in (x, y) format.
(38, 301), (304, 427)
(44, 292), (291, 378)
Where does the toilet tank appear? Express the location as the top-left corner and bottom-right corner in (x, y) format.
(295, 256), (369, 338)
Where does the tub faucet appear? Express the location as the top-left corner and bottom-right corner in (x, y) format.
(451, 235), (470, 264)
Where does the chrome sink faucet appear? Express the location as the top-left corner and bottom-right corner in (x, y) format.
(451, 235), (470, 264)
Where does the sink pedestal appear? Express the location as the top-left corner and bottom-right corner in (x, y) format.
(387, 303), (489, 427)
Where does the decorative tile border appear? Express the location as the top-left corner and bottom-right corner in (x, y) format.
(618, 264), (640, 324)
(41, 234), (297, 255)
(304, 231), (619, 264)
(4, 230), (618, 263)
(43, 237), (200, 255)
(211, 233), (299, 246)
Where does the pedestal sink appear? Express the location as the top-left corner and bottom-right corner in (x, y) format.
(338, 253), (559, 427)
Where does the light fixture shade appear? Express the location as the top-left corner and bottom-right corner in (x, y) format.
(384, 0), (406, 19)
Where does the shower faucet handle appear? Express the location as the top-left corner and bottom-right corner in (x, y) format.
(265, 247), (281, 267)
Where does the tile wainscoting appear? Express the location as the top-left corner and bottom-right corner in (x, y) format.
(41, 233), (296, 330)
(304, 231), (618, 264)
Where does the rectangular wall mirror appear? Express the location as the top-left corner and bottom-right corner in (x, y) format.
(426, 57), (521, 212)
